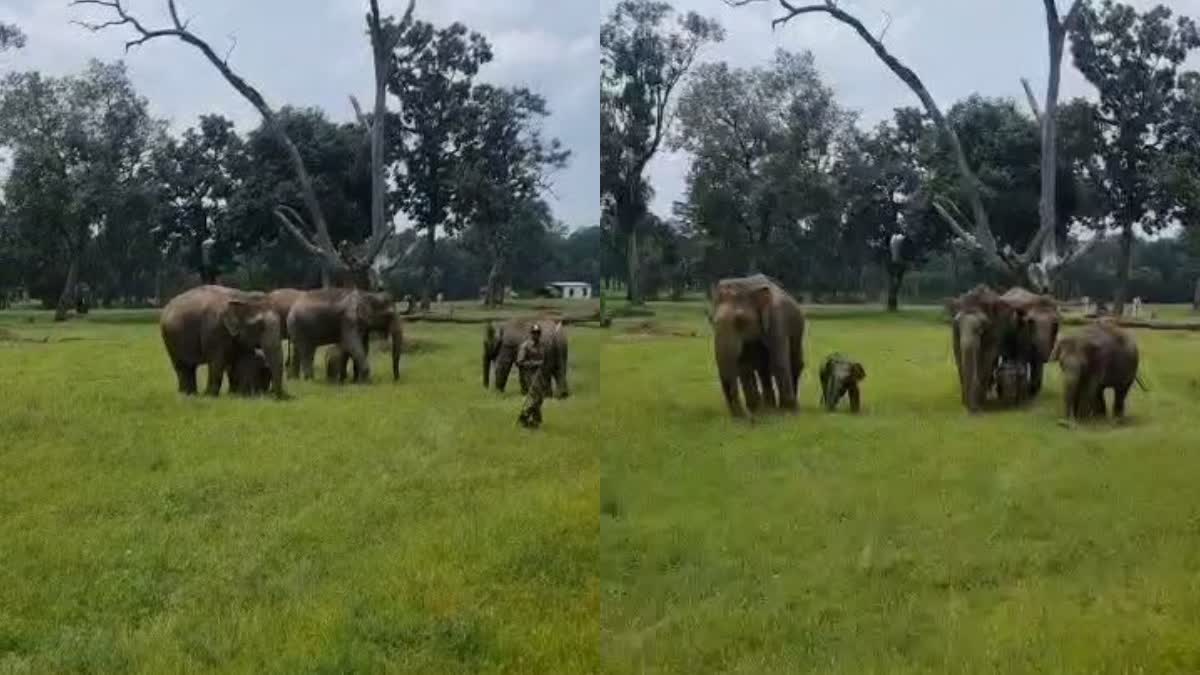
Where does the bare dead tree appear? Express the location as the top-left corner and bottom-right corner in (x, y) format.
(71, 0), (414, 287)
(728, 0), (1091, 291)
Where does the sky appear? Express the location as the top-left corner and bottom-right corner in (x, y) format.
(0, 0), (599, 229)
(601, 0), (1200, 219)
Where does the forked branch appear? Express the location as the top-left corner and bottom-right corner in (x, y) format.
(72, 0), (344, 273)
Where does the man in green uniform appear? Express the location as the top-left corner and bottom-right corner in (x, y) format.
(517, 323), (548, 429)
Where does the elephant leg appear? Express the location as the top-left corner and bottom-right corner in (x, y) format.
(848, 383), (861, 413)
(175, 362), (198, 395)
(298, 343), (315, 380)
(721, 378), (747, 418)
(1079, 377), (1103, 420)
(1092, 388), (1108, 418)
(555, 353), (570, 399)
(341, 332), (370, 383)
(769, 338), (797, 412)
(1113, 383), (1131, 421)
(204, 356), (227, 397)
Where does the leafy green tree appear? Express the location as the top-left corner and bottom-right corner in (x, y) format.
(0, 61), (159, 320)
(152, 115), (248, 283)
(388, 19), (492, 309)
(456, 84), (569, 306)
(601, 0), (723, 305)
(1068, 0), (1200, 314)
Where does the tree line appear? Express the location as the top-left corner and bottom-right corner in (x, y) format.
(0, 4), (595, 319)
(601, 0), (1200, 312)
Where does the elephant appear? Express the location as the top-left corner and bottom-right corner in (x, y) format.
(228, 348), (273, 396)
(711, 274), (806, 418)
(819, 353), (865, 413)
(993, 358), (1030, 407)
(1050, 321), (1144, 422)
(483, 318), (569, 397)
(287, 289), (400, 382)
(951, 285), (1018, 412)
(159, 285), (287, 398)
(999, 287), (1060, 397)
(265, 288), (304, 370)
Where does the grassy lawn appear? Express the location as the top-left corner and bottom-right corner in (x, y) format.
(0, 310), (599, 674)
(601, 299), (1200, 674)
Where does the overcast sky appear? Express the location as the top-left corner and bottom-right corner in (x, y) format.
(602, 0), (1200, 219)
(0, 0), (599, 229)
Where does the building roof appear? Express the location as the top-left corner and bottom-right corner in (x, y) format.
(547, 281), (591, 287)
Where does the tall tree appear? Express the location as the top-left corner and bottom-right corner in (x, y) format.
(673, 50), (848, 275)
(72, 0), (413, 287)
(456, 84), (569, 306)
(601, 0), (723, 305)
(152, 115), (247, 283)
(1069, 0), (1200, 314)
(0, 61), (159, 320)
(388, 19), (492, 309)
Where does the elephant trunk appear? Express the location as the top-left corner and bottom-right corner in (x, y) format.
(714, 330), (746, 418)
(262, 339), (286, 400)
(1061, 371), (1080, 419)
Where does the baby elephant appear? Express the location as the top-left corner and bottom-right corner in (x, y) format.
(993, 359), (1030, 407)
(1051, 320), (1145, 423)
(228, 349), (273, 396)
(819, 353), (865, 413)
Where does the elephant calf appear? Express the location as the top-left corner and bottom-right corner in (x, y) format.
(1051, 321), (1145, 423)
(228, 349), (272, 396)
(993, 359), (1030, 407)
(818, 353), (865, 413)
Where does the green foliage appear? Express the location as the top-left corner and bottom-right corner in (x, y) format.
(601, 0), (723, 304)
(151, 115), (248, 283)
(602, 301), (1200, 673)
(0, 313), (599, 673)
(0, 22), (24, 52)
(0, 60), (160, 314)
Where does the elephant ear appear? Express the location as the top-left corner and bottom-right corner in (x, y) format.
(852, 363), (866, 381)
(222, 299), (252, 338)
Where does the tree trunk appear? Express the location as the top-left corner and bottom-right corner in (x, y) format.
(421, 226), (435, 311)
(485, 254), (505, 308)
(626, 230), (643, 306)
(1194, 277), (1200, 312)
(54, 256), (80, 322)
(1113, 225), (1134, 317)
(886, 262), (906, 312)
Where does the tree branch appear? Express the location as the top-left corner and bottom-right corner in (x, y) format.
(71, 0), (343, 273)
(1021, 77), (1043, 124)
(729, 0), (1000, 259)
(273, 205), (326, 259)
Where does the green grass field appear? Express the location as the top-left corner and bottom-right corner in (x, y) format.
(0, 307), (599, 674)
(601, 300), (1200, 674)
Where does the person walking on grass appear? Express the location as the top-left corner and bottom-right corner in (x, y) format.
(517, 323), (548, 429)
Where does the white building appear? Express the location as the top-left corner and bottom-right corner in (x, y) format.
(546, 282), (593, 300)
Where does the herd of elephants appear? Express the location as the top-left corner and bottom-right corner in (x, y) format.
(157, 275), (1143, 425)
(158, 284), (569, 403)
(710, 274), (1144, 423)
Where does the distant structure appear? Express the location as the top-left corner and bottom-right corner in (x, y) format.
(545, 282), (593, 300)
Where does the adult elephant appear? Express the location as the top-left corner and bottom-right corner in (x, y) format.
(999, 286), (1060, 397)
(483, 318), (569, 397)
(159, 285), (287, 398)
(951, 285), (1017, 412)
(711, 274), (806, 418)
(287, 289), (400, 382)
(265, 288), (303, 369)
